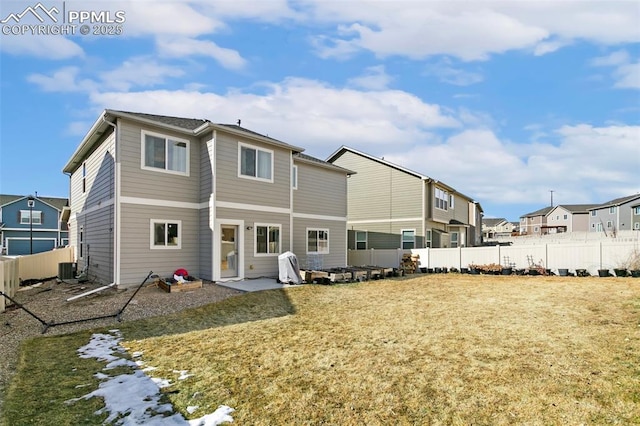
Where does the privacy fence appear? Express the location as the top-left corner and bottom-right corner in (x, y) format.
(1, 247), (74, 312)
(348, 240), (640, 277)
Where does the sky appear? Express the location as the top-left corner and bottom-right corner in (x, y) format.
(0, 0), (639, 221)
(73, 329), (235, 425)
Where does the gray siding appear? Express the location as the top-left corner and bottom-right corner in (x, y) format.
(293, 160), (347, 217)
(293, 218), (347, 269)
(216, 207), (290, 278)
(76, 205), (114, 284)
(118, 118), (200, 202)
(119, 204), (200, 286)
(215, 132), (290, 208)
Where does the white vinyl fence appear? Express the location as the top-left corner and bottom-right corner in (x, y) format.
(348, 240), (640, 276)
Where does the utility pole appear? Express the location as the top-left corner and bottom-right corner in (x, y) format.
(549, 190), (554, 207)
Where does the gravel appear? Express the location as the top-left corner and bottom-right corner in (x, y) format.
(0, 278), (242, 417)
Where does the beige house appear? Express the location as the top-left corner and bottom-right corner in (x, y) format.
(63, 110), (352, 287)
(327, 146), (483, 249)
(482, 218), (515, 239)
(545, 204), (600, 233)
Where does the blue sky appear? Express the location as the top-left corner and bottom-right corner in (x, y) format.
(1, 0), (638, 221)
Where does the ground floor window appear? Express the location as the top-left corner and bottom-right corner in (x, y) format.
(425, 229), (432, 248)
(451, 232), (459, 248)
(401, 229), (415, 249)
(151, 219), (181, 249)
(355, 231), (367, 250)
(307, 229), (329, 253)
(255, 224), (281, 255)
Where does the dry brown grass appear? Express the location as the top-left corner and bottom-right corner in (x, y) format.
(124, 275), (640, 425)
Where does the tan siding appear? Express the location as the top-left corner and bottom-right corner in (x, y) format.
(332, 151), (422, 222)
(119, 204), (200, 286)
(293, 161), (347, 217)
(118, 119), (200, 202)
(215, 132), (290, 208)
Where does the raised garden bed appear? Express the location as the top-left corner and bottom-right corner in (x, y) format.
(157, 276), (203, 293)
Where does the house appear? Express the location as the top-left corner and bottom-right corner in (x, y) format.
(62, 110), (352, 287)
(482, 218), (515, 239)
(587, 194), (640, 235)
(326, 146), (483, 249)
(519, 206), (553, 235)
(544, 204), (600, 234)
(632, 202), (640, 231)
(0, 194), (69, 255)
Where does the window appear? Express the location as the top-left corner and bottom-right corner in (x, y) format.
(449, 194), (455, 209)
(591, 210), (597, 216)
(634, 222), (640, 230)
(292, 165), (298, 189)
(255, 224), (281, 255)
(20, 210), (42, 225)
(355, 231), (367, 250)
(435, 188), (448, 210)
(564, 214), (568, 220)
(79, 226), (84, 259)
(151, 220), (181, 249)
(609, 206), (616, 214)
(401, 229), (415, 249)
(451, 232), (459, 248)
(634, 207), (640, 215)
(607, 221), (613, 228)
(142, 131), (189, 175)
(239, 143), (273, 181)
(82, 162), (87, 193)
(596, 223), (603, 232)
(425, 229), (432, 248)
(307, 229), (329, 253)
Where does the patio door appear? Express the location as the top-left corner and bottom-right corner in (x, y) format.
(221, 225), (239, 278)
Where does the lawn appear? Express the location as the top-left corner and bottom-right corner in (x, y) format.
(4, 275), (640, 425)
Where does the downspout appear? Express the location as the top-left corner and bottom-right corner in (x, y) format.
(102, 116), (118, 286)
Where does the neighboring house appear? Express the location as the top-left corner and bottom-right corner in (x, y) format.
(482, 218), (515, 239)
(632, 203), (640, 231)
(0, 194), (69, 255)
(544, 204), (600, 234)
(326, 146), (483, 249)
(519, 206), (553, 235)
(587, 194), (640, 235)
(63, 110), (352, 287)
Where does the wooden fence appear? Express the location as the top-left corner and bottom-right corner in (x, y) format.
(1, 247), (74, 312)
(348, 240), (640, 276)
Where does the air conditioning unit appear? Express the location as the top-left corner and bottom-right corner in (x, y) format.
(58, 262), (77, 280)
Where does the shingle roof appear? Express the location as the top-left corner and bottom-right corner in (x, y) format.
(293, 153), (355, 175)
(483, 218), (508, 227)
(553, 204), (601, 213)
(0, 194), (68, 210)
(112, 110), (209, 131)
(591, 193), (640, 209)
(521, 206), (554, 218)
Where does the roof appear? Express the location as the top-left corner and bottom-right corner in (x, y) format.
(521, 206), (554, 218)
(63, 109), (306, 174)
(547, 204), (601, 215)
(482, 218), (508, 227)
(327, 145), (481, 205)
(0, 194), (68, 211)
(589, 193), (640, 210)
(293, 153), (355, 175)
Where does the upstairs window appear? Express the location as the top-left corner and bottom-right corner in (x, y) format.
(142, 131), (189, 175)
(609, 206), (616, 214)
(20, 210), (42, 225)
(435, 188), (448, 210)
(239, 143), (273, 182)
(292, 165), (298, 189)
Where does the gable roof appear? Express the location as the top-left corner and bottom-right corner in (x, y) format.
(521, 206), (553, 218)
(293, 153), (355, 175)
(0, 194), (68, 211)
(64, 109), (305, 174)
(483, 218), (508, 227)
(589, 193), (640, 210)
(327, 145), (481, 205)
(546, 204), (601, 215)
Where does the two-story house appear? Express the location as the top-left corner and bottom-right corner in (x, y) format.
(482, 218), (515, 240)
(0, 194), (69, 255)
(63, 110), (352, 287)
(326, 146), (483, 249)
(588, 194), (640, 235)
(544, 204), (600, 234)
(519, 206), (553, 235)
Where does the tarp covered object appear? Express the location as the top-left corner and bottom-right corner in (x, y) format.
(278, 251), (304, 284)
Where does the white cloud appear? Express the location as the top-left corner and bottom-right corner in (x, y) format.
(156, 37), (246, 70)
(0, 35), (83, 59)
(424, 58), (483, 86)
(99, 57), (184, 91)
(591, 50), (630, 67)
(590, 50), (640, 90)
(27, 67), (97, 92)
(347, 65), (393, 90)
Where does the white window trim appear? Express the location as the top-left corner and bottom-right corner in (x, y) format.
(140, 130), (190, 176)
(355, 230), (367, 250)
(634, 222), (640, 230)
(254, 223), (281, 257)
(435, 188), (448, 211)
(292, 165), (298, 190)
(20, 210), (42, 225)
(401, 229), (416, 249)
(238, 142), (274, 183)
(307, 228), (329, 254)
(150, 219), (182, 250)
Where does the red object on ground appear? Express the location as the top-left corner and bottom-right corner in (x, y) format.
(174, 268), (189, 277)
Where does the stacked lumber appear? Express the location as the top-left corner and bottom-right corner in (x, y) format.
(401, 253), (420, 274)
